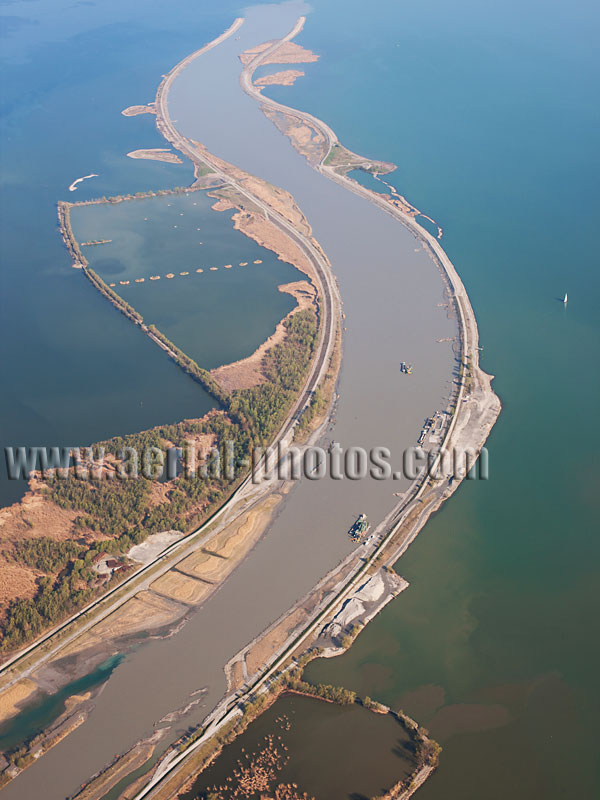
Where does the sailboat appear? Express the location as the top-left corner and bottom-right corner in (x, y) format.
(563, 292), (568, 305)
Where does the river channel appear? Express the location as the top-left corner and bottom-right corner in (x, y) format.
(1, 4), (457, 798)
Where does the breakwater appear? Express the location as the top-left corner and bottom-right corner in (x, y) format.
(0, 9), (485, 799)
(57, 188), (230, 407)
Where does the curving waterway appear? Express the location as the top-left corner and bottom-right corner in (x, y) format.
(0, 3), (460, 799)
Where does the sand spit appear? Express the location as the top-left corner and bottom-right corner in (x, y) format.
(126, 148), (182, 164)
(176, 493), (283, 588)
(121, 104), (156, 117)
(70, 732), (163, 800)
(151, 572), (213, 606)
(51, 592), (189, 664)
(210, 196), (236, 212)
(211, 280), (316, 392)
(0, 692), (93, 787)
(254, 69), (305, 88)
(68, 174), (98, 192)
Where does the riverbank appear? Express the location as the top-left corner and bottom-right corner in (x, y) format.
(0, 33), (341, 782)
(0, 690), (95, 787)
(1, 12), (494, 800)
(211, 280), (317, 391)
(123, 17), (499, 799)
(112, 669), (440, 800)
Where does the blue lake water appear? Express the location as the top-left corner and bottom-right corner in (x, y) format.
(70, 191), (303, 369)
(0, 0), (245, 505)
(1, 1), (598, 798)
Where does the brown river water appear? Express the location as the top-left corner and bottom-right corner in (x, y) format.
(1, 3), (456, 797)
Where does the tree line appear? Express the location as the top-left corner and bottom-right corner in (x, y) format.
(2, 310), (319, 649)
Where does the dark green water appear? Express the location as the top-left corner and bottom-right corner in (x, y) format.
(70, 191), (303, 369)
(185, 694), (416, 800)
(0, 656), (123, 753)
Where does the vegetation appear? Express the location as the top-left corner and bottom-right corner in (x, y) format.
(194, 164), (215, 178)
(86, 268), (142, 323)
(323, 143), (342, 166)
(1, 309), (319, 650)
(339, 622), (362, 649)
(230, 309), (318, 442)
(12, 537), (84, 573)
(147, 325), (230, 408)
(3, 563), (96, 647)
(295, 385), (325, 436)
(285, 672), (356, 705)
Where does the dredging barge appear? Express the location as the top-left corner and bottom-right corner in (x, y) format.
(348, 513), (370, 541)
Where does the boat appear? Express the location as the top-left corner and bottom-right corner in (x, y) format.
(418, 416), (433, 445)
(348, 513), (370, 540)
(563, 292), (568, 305)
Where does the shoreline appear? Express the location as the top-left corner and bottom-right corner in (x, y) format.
(1, 15), (498, 800)
(0, 14), (341, 744)
(120, 17), (500, 799)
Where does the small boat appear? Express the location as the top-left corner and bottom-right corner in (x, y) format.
(563, 292), (568, 305)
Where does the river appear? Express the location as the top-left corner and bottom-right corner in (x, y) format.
(0, 2), (457, 798)
(5, 0), (594, 797)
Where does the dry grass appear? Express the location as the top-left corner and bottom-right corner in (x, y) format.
(126, 149), (182, 164)
(254, 69), (305, 87)
(239, 41), (318, 66)
(150, 571), (212, 605)
(0, 556), (40, 611)
(232, 211), (315, 279)
(0, 678), (38, 723)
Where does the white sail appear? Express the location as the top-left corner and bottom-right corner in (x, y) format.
(563, 292), (568, 304)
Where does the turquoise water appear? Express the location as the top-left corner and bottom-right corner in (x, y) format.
(0, 655), (123, 753)
(70, 191), (302, 369)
